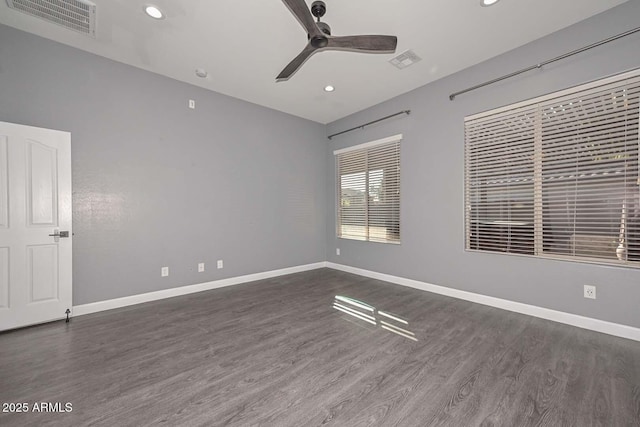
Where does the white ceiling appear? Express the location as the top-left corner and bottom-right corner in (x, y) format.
(0, 0), (629, 123)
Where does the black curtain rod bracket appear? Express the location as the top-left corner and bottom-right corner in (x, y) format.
(327, 110), (411, 140)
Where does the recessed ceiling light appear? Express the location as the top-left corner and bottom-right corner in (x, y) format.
(480, 0), (500, 6)
(324, 85), (335, 92)
(144, 5), (164, 19)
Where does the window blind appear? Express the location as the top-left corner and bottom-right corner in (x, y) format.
(336, 135), (401, 243)
(465, 70), (640, 266)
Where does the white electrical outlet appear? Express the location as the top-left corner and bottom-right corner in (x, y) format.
(189, 99), (196, 109)
(161, 267), (169, 277)
(198, 263), (205, 272)
(217, 260), (223, 269)
(584, 285), (596, 299)
(336, 248), (340, 256)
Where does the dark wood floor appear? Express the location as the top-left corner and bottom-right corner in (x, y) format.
(1, 268), (639, 426)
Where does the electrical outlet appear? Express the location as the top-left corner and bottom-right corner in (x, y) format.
(584, 285), (596, 299)
(189, 99), (196, 109)
(336, 248), (340, 256)
(161, 267), (169, 277)
(198, 262), (205, 272)
(217, 260), (223, 269)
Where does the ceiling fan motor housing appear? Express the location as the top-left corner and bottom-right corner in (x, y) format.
(307, 21), (331, 47)
(316, 21), (331, 36)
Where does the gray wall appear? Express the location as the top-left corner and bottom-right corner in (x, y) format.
(0, 24), (327, 305)
(2, 0), (639, 330)
(326, 0), (640, 329)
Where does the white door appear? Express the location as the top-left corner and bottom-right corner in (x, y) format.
(0, 121), (72, 331)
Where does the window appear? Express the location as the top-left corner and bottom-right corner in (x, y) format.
(335, 135), (401, 243)
(465, 70), (640, 266)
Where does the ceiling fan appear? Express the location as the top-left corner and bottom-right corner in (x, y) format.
(277, 0), (398, 81)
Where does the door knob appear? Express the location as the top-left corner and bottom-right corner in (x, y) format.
(49, 231), (69, 238)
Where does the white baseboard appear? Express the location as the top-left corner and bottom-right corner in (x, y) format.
(73, 262), (327, 317)
(326, 262), (640, 342)
(73, 260), (640, 342)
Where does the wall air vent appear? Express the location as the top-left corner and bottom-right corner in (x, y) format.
(6, 0), (96, 37)
(389, 49), (422, 70)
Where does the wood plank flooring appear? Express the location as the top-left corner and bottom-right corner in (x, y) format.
(0, 268), (639, 426)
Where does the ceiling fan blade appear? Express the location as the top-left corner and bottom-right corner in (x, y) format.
(276, 44), (318, 81)
(282, 0), (322, 37)
(327, 35), (397, 53)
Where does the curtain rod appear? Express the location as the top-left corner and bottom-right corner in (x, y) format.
(449, 26), (640, 101)
(327, 110), (411, 140)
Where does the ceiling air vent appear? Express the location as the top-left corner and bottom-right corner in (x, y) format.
(389, 49), (422, 70)
(6, 0), (96, 37)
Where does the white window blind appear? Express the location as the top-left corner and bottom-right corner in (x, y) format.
(335, 135), (401, 243)
(465, 70), (640, 266)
